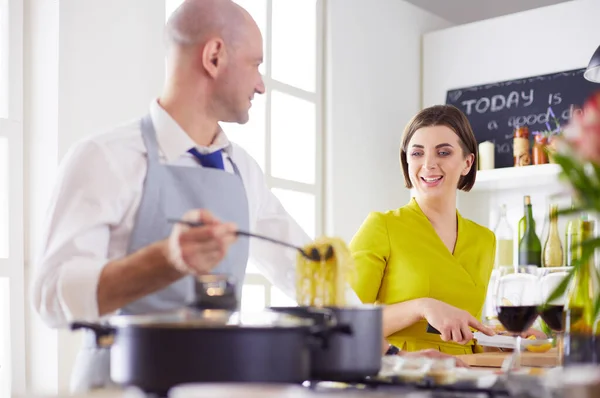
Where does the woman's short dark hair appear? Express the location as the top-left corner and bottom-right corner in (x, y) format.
(399, 104), (478, 192)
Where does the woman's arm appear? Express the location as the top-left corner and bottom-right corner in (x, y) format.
(384, 297), (496, 344)
(350, 212), (495, 345)
(349, 212), (390, 303)
(382, 298), (427, 337)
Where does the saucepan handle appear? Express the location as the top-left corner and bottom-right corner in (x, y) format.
(303, 307), (337, 326)
(70, 322), (117, 348)
(309, 322), (353, 350)
(268, 306), (337, 326)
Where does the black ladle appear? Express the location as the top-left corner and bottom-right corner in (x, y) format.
(168, 219), (334, 262)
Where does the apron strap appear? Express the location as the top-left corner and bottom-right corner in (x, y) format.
(140, 114), (161, 165)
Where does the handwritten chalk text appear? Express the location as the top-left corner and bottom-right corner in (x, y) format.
(462, 90), (534, 115)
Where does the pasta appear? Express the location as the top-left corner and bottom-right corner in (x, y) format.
(295, 236), (356, 307)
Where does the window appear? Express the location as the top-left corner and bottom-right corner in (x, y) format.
(165, 0), (324, 309)
(0, 0), (25, 395)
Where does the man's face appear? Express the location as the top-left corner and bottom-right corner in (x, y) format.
(214, 21), (265, 124)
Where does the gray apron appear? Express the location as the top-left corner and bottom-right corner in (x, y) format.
(70, 115), (250, 392)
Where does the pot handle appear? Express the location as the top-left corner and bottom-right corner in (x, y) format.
(303, 307), (337, 326)
(70, 322), (116, 348)
(309, 323), (353, 350)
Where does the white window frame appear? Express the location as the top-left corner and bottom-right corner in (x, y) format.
(242, 0), (325, 307)
(163, 0), (325, 308)
(0, 0), (25, 395)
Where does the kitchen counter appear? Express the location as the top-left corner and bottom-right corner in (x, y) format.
(458, 350), (558, 369)
(11, 385), (406, 398)
(11, 382), (493, 398)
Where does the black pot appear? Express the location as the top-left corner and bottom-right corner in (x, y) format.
(71, 308), (351, 395)
(270, 305), (383, 381)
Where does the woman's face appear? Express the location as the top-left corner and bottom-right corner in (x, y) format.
(406, 125), (474, 200)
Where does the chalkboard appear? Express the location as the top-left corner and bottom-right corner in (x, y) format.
(445, 68), (600, 168)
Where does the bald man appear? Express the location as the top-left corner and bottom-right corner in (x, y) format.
(31, 0), (313, 392)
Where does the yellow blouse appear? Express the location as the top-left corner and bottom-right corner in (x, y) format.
(349, 198), (495, 354)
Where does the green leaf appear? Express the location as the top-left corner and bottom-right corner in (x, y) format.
(538, 317), (552, 337)
(576, 237), (599, 266)
(552, 154), (595, 197)
(593, 293), (600, 330)
(556, 207), (585, 218)
(580, 237), (600, 253)
(543, 266), (576, 307)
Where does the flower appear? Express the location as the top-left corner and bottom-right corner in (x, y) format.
(563, 93), (600, 164)
(543, 90), (600, 325)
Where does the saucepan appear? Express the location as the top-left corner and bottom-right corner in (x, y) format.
(270, 304), (383, 381)
(71, 306), (351, 396)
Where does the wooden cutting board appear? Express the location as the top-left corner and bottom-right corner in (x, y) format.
(457, 349), (558, 368)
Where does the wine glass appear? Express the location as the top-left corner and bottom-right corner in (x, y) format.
(192, 274), (239, 311)
(495, 266), (542, 371)
(540, 270), (569, 364)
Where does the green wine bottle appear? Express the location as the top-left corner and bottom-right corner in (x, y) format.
(564, 205), (581, 267)
(518, 196), (536, 242)
(518, 195), (542, 267)
(563, 219), (600, 366)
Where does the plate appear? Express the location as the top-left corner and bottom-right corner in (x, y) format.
(453, 368), (499, 389)
(474, 332), (553, 351)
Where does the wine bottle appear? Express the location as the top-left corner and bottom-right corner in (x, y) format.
(494, 204), (514, 272)
(563, 219), (600, 366)
(542, 204), (563, 267)
(518, 198), (536, 242)
(565, 205), (581, 267)
(518, 196), (542, 267)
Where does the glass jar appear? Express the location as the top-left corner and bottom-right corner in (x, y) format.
(533, 134), (549, 165)
(514, 126), (531, 167)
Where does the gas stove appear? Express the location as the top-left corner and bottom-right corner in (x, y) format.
(132, 378), (509, 398)
(306, 379), (509, 398)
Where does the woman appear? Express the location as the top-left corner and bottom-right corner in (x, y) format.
(349, 105), (497, 355)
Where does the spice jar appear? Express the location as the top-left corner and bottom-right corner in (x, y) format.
(547, 134), (559, 163)
(513, 126), (531, 167)
(533, 133), (549, 165)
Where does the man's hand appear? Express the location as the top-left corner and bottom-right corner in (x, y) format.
(168, 209), (238, 275)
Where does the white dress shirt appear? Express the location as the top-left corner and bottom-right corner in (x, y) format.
(32, 100), (312, 327)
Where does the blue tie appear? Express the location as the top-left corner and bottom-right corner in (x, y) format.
(188, 148), (225, 170)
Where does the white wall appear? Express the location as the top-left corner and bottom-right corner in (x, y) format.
(423, 0), (600, 108)
(325, 0), (452, 242)
(24, 0), (165, 393)
(422, 0), (600, 232)
(419, 0), (600, 298)
(22, 0), (452, 393)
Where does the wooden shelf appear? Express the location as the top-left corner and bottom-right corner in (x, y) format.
(472, 163), (563, 191)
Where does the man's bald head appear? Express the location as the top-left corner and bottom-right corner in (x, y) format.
(165, 0), (251, 50)
(161, 0), (265, 126)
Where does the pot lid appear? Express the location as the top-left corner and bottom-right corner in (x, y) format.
(107, 308), (319, 329)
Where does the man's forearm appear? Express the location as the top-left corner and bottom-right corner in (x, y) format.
(97, 240), (184, 316)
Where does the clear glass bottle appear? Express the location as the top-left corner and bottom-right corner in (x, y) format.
(543, 203), (563, 267)
(493, 204), (514, 272)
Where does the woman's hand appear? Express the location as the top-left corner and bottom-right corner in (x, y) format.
(421, 298), (496, 344)
(519, 328), (547, 339)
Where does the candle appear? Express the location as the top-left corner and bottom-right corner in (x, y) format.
(479, 141), (495, 170)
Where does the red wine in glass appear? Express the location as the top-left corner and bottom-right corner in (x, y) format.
(539, 305), (564, 331)
(497, 306), (539, 333)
